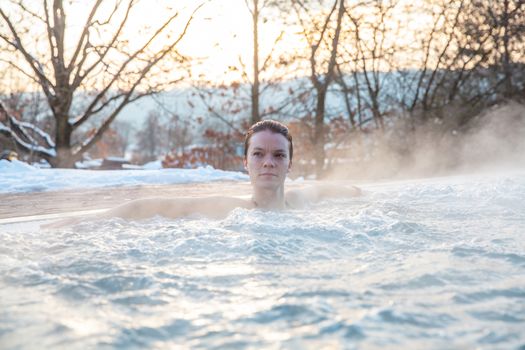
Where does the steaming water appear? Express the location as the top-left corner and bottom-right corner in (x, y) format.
(1, 172), (525, 349)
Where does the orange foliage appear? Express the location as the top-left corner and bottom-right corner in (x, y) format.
(90, 128), (126, 159)
(162, 127), (245, 171)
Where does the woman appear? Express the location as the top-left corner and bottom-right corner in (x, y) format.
(106, 119), (361, 220)
(44, 120), (360, 228)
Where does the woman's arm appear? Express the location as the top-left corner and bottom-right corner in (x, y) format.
(42, 196), (251, 229)
(104, 196), (251, 220)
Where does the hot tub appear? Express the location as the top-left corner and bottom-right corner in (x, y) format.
(1, 172), (524, 349)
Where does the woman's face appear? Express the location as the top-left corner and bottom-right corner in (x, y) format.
(244, 130), (291, 190)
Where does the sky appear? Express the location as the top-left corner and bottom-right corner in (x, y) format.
(0, 159), (248, 193)
(0, 0), (437, 92)
(61, 0), (293, 84)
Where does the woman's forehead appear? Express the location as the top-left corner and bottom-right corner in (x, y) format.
(249, 130), (290, 150)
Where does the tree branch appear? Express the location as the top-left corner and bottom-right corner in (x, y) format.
(0, 7), (56, 103)
(73, 3), (204, 155)
(0, 103), (56, 160)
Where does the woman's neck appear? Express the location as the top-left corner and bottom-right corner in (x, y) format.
(252, 187), (286, 210)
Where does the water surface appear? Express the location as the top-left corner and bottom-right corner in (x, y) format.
(1, 173), (524, 349)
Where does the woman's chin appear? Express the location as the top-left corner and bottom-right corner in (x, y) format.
(254, 179), (282, 190)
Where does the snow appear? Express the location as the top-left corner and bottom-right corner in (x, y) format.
(19, 121), (55, 148)
(1, 114), (57, 157)
(0, 160), (249, 193)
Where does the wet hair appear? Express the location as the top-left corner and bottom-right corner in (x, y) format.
(244, 119), (293, 161)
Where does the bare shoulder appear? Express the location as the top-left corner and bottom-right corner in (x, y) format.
(285, 183), (361, 209)
(284, 189), (309, 209)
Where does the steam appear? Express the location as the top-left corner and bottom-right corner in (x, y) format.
(325, 101), (525, 180)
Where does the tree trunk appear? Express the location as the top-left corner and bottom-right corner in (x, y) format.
(314, 89), (327, 178)
(312, 0), (345, 179)
(54, 109), (75, 168)
(502, 0), (513, 98)
(372, 95), (384, 130)
(251, 0), (260, 125)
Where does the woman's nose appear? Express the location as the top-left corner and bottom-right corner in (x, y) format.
(262, 155), (275, 167)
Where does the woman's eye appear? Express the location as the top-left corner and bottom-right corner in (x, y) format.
(253, 152), (262, 157)
(275, 154), (286, 158)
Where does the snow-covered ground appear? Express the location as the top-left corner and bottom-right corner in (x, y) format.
(0, 160), (249, 193)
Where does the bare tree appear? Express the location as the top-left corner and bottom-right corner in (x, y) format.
(0, 0), (201, 167)
(398, 0), (469, 115)
(291, 0), (345, 177)
(345, 0), (399, 130)
(134, 110), (165, 163)
(190, 0), (291, 136)
(460, 0), (525, 101)
(396, 0), (524, 118)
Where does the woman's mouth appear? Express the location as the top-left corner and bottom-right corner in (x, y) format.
(259, 173), (277, 177)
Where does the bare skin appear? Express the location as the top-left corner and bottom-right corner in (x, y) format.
(43, 130), (360, 228)
(103, 130), (360, 219)
(104, 185), (361, 221)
